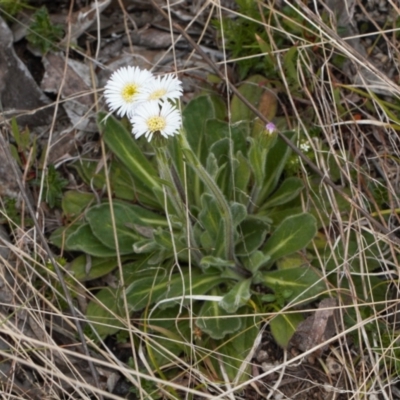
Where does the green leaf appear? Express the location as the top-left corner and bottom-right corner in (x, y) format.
(270, 312), (303, 348)
(255, 34), (276, 69)
(209, 137), (231, 195)
(152, 228), (188, 260)
(148, 228), (188, 265)
(200, 256), (235, 270)
(9, 144), (22, 167)
(276, 253), (307, 270)
(121, 257), (163, 286)
(213, 314), (260, 383)
(51, 223), (118, 257)
(183, 95), (226, 206)
(283, 46), (299, 88)
(220, 279), (252, 313)
(261, 267), (326, 303)
(196, 299), (242, 339)
(125, 270), (225, 312)
(62, 190), (95, 217)
(145, 306), (192, 368)
(86, 288), (124, 339)
(183, 95), (226, 164)
(242, 251), (271, 274)
(50, 221), (80, 248)
(265, 206), (305, 228)
(236, 218), (269, 256)
(67, 224), (119, 257)
(198, 193), (226, 256)
(180, 134), (235, 260)
(98, 112), (163, 202)
(262, 213), (317, 263)
(234, 151), (252, 205)
(205, 120), (231, 149)
(151, 228), (172, 251)
(262, 177), (304, 209)
(231, 202), (247, 228)
(200, 220), (227, 259)
(67, 255), (118, 282)
(257, 131), (296, 206)
(261, 294), (276, 303)
(206, 119), (248, 156)
(27, 6), (64, 53)
(147, 249), (170, 265)
(205, 152), (221, 180)
(133, 239), (160, 255)
(248, 137), (267, 187)
(11, 118), (22, 148)
(230, 75), (267, 123)
(74, 159), (160, 208)
(166, 131), (186, 190)
(86, 201), (167, 255)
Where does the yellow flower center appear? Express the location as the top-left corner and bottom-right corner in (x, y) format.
(121, 84), (138, 102)
(149, 89), (167, 100)
(147, 116), (166, 132)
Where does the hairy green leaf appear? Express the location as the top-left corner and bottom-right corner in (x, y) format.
(62, 190), (95, 217)
(257, 131), (296, 205)
(230, 75), (268, 123)
(182, 95), (226, 208)
(263, 213), (317, 263)
(270, 312), (303, 348)
(125, 270), (225, 312)
(236, 218), (269, 256)
(51, 223), (118, 257)
(145, 306), (193, 368)
(220, 279), (252, 313)
(183, 95), (226, 164)
(242, 251), (271, 274)
(231, 202), (247, 228)
(262, 177), (304, 209)
(262, 267), (325, 303)
(86, 201), (166, 254)
(234, 151), (252, 205)
(198, 193), (227, 256)
(67, 255), (118, 282)
(74, 158), (160, 208)
(213, 314), (260, 383)
(196, 299), (242, 339)
(200, 256), (235, 270)
(248, 137), (267, 187)
(86, 288), (124, 339)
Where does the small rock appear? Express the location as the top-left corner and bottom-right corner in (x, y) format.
(326, 356), (342, 375)
(126, 28), (180, 49)
(0, 135), (22, 199)
(0, 16), (53, 128)
(256, 349), (269, 363)
(41, 53), (97, 131)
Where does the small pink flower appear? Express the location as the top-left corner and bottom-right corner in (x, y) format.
(265, 122), (276, 134)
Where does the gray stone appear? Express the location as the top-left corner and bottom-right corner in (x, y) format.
(0, 16), (53, 127)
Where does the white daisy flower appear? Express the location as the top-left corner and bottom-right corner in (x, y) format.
(130, 101), (182, 142)
(137, 74), (183, 104)
(104, 66), (153, 117)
